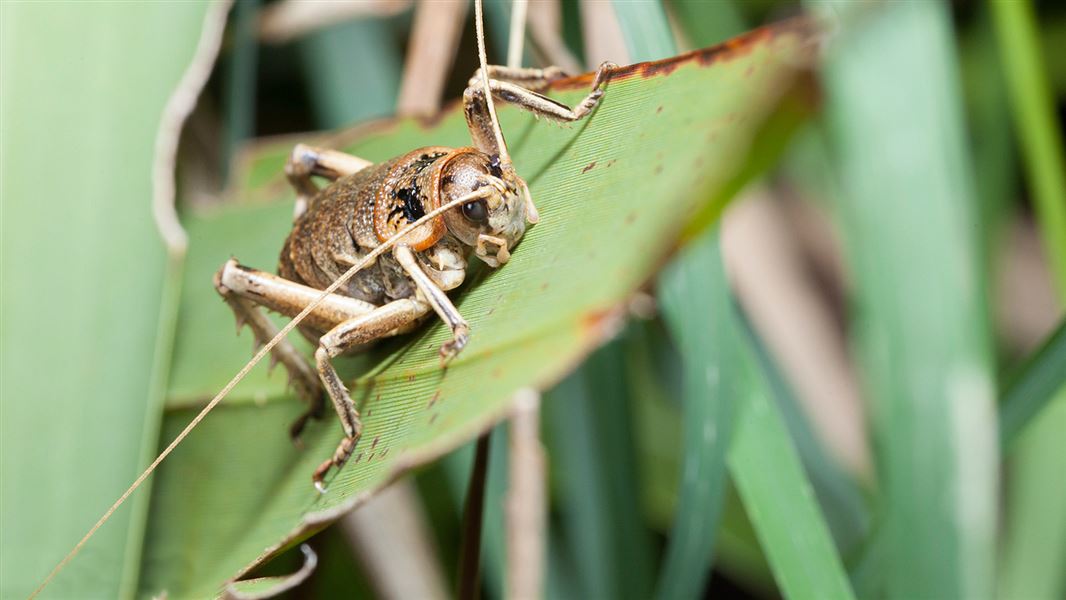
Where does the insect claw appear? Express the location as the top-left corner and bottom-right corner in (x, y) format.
(268, 353), (280, 374)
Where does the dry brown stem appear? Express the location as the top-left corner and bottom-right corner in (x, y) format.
(506, 389), (546, 600)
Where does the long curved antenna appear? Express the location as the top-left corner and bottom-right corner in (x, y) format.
(29, 187), (494, 599)
(475, 0), (509, 166)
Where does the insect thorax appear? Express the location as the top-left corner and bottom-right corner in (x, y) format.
(278, 147), (481, 306)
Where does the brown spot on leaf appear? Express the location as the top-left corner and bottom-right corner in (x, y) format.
(540, 282), (549, 291)
(606, 159), (617, 168)
(654, 165), (663, 175)
(580, 306), (625, 343)
(355, 452), (364, 464)
(380, 448), (390, 458)
(371, 436), (380, 450)
(491, 367), (503, 379)
(582, 161), (597, 174)
(429, 412), (439, 425)
(625, 212), (637, 225)
(428, 390), (441, 408)
(656, 105), (663, 114)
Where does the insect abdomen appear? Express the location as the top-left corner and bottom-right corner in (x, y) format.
(278, 147), (457, 303)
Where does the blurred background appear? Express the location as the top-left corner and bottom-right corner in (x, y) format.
(3, 0), (1065, 598)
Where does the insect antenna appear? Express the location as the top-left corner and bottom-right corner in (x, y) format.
(475, 0), (539, 223)
(29, 187), (495, 598)
(475, 0), (507, 167)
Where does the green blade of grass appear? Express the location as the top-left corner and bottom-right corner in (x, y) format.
(543, 343), (656, 600)
(654, 229), (737, 600)
(611, 0), (677, 60)
(991, 0), (1066, 295)
(1000, 319), (1066, 446)
(728, 311), (856, 600)
(0, 3), (212, 598)
(818, 1), (999, 597)
(991, 3), (1066, 598)
(300, 18), (402, 128)
(741, 318), (870, 559)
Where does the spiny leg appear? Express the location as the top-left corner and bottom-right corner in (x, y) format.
(394, 245), (469, 363)
(214, 264), (323, 439)
(286, 143), (374, 220)
(216, 258), (406, 440)
(463, 61), (615, 157)
(312, 298), (432, 492)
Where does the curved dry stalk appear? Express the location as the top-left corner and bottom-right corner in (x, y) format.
(397, 0), (469, 117)
(341, 482), (450, 600)
(259, 0), (412, 44)
(506, 389), (546, 600)
(152, 0), (232, 258)
(508, 0), (529, 68)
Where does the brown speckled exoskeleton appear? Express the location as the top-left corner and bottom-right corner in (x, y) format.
(214, 55), (614, 491)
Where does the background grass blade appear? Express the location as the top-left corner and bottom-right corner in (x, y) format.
(990, 0), (1066, 293)
(654, 229), (737, 600)
(818, 1), (999, 597)
(727, 339), (856, 600)
(999, 319), (1066, 446)
(991, 2), (1066, 597)
(544, 342), (656, 600)
(0, 3), (212, 597)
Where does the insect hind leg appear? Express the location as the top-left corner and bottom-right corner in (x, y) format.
(214, 263), (324, 439)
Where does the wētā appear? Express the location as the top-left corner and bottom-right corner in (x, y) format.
(213, 16), (615, 492)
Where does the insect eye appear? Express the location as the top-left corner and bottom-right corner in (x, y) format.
(461, 199), (488, 224)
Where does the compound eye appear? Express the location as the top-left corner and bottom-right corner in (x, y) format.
(461, 199), (489, 224)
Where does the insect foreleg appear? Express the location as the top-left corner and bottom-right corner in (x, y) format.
(462, 61), (615, 156)
(313, 297), (432, 491)
(467, 65), (568, 90)
(394, 244), (470, 363)
(286, 143), (374, 220)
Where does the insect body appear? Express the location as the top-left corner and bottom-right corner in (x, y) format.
(214, 62), (614, 491)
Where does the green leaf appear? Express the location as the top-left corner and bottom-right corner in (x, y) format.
(1000, 319), (1066, 446)
(544, 339), (656, 600)
(654, 229), (736, 600)
(728, 350), (856, 600)
(819, 1), (999, 597)
(991, 3), (1066, 597)
(138, 22), (817, 597)
(0, 3), (213, 598)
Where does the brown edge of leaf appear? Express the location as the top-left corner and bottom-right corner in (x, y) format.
(220, 14), (819, 206)
(220, 15), (822, 587)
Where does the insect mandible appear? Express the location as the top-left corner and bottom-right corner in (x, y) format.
(213, 4), (615, 492)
